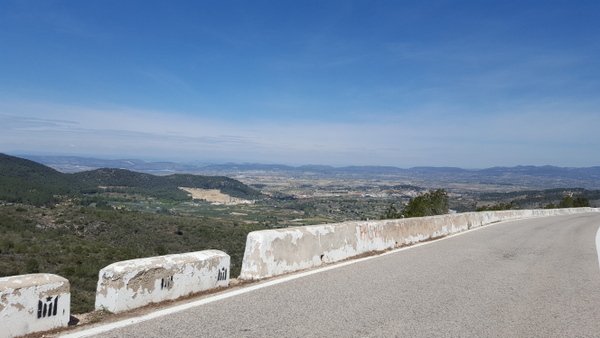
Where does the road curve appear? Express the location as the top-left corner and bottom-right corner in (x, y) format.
(64, 212), (600, 338)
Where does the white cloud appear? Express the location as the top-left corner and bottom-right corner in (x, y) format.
(1, 97), (598, 168)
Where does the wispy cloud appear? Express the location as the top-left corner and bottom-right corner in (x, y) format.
(1, 2), (598, 168)
(2, 97), (598, 168)
(0, 114), (78, 131)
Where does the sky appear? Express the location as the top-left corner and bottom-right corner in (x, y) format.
(1, 0), (599, 168)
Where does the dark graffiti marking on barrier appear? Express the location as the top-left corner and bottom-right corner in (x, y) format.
(358, 224), (380, 239)
(217, 267), (228, 281)
(37, 296), (59, 319)
(161, 276), (174, 290)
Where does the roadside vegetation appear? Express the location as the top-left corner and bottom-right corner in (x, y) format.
(475, 188), (598, 211)
(381, 189), (449, 219)
(1, 154), (598, 313)
(0, 202), (264, 313)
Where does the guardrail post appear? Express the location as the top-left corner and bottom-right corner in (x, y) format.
(95, 250), (230, 313)
(0, 273), (70, 338)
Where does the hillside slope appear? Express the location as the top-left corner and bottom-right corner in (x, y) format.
(72, 168), (263, 200)
(0, 154), (93, 205)
(0, 154), (263, 203)
(19, 154), (600, 190)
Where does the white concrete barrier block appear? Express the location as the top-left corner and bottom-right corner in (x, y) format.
(0, 273), (70, 338)
(95, 250), (230, 313)
(240, 223), (361, 280)
(240, 208), (600, 280)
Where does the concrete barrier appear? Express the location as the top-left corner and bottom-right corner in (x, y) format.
(95, 250), (230, 313)
(0, 273), (70, 338)
(240, 208), (599, 280)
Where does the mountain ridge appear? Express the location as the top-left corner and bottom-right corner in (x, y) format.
(15, 154), (600, 190)
(0, 154), (263, 205)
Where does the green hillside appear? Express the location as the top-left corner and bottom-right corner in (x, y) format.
(0, 154), (266, 313)
(0, 154), (264, 203)
(0, 153), (70, 182)
(72, 168), (263, 201)
(0, 153), (92, 205)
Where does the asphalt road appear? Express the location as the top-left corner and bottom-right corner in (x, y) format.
(65, 212), (600, 337)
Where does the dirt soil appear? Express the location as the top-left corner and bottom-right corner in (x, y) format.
(178, 187), (252, 204)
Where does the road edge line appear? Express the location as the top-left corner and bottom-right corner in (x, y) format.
(59, 213), (591, 337)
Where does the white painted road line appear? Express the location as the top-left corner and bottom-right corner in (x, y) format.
(61, 214), (599, 337)
(59, 220), (503, 338)
(596, 224), (600, 269)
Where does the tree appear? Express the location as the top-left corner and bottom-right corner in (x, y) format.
(574, 197), (590, 207)
(381, 204), (400, 219)
(546, 195), (590, 209)
(476, 201), (515, 211)
(558, 195), (589, 208)
(559, 195), (574, 208)
(381, 189), (449, 219)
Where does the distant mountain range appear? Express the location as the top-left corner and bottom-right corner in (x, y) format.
(15, 154), (600, 190)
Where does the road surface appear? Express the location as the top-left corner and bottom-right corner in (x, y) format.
(64, 212), (600, 337)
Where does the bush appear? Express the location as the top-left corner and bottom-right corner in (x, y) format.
(25, 258), (39, 273)
(382, 189), (449, 219)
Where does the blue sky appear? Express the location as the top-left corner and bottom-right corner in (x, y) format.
(1, 1), (599, 168)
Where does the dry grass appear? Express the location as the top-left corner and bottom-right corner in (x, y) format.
(178, 187), (253, 204)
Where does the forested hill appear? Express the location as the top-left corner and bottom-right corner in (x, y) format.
(0, 153), (90, 205)
(72, 168), (263, 200)
(0, 154), (263, 205)
(0, 153), (84, 188)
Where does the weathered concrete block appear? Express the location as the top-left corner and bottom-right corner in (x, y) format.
(239, 208), (599, 280)
(0, 274), (70, 338)
(95, 250), (230, 313)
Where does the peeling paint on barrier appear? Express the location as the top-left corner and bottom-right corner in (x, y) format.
(0, 273), (70, 338)
(239, 208), (600, 280)
(95, 250), (230, 313)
